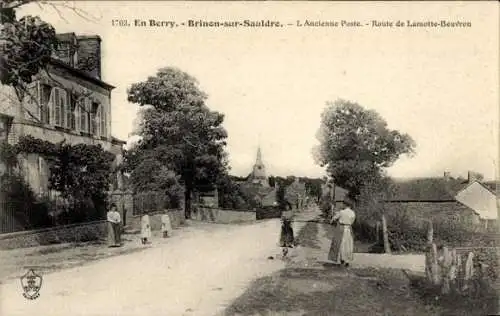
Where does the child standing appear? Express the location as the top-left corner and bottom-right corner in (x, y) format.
(141, 213), (151, 245)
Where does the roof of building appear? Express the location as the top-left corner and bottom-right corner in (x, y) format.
(482, 181), (498, 195)
(386, 177), (468, 201)
(48, 58), (115, 90)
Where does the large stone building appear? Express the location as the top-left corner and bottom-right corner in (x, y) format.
(0, 32), (125, 195)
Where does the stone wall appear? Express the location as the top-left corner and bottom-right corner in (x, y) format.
(0, 220), (107, 250)
(192, 207), (256, 223)
(384, 201), (480, 227)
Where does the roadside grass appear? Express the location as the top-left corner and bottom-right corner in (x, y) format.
(226, 218), (497, 316)
(224, 265), (441, 316)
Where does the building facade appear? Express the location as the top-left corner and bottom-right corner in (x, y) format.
(0, 32), (124, 195)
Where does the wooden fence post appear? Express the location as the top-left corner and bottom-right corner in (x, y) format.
(382, 213), (391, 254)
(427, 220), (433, 244)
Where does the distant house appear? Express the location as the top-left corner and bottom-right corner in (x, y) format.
(385, 172), (497, 230)
(455, 180), (498, 229)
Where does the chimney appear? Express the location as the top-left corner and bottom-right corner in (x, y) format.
(467, 171), (484, 184)
(443, 171), (451, 181)
(54, 33), (78, 67)
(76, 35), (102, 79)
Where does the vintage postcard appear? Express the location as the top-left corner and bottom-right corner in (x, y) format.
(0, 1), (498, 315)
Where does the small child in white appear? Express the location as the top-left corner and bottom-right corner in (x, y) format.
(141, 213), (151, 244)
(161, 213), (172, 238)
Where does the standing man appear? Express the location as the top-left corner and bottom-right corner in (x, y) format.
(107, 203), (122, 247)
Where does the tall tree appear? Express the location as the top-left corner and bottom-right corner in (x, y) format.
(313, 99), (415, 253)
(313, 99), (415, 199)
(125, 67), (228, 218)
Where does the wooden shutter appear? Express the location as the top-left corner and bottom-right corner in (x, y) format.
(49, 88), (56, 125)
(94, 103), (101, 136)
(100, 105), (107, 137)
(74, 96), (80, 131)
(59, 88), (67, 128)
(53, 88), (61, 126)
(65, 91), (73, 129)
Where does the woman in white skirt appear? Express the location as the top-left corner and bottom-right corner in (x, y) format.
(328, 199), (356, 267)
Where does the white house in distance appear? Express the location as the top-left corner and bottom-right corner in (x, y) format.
(455, 177), (498, 229)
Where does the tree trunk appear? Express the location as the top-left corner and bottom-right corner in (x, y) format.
(382, 213), (391, 254)
(184, 185), (192, 219)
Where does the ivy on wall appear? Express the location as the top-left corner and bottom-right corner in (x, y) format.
(14, 135), (115, 201)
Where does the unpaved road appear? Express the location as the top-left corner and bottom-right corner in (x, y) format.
(1, 217), (306, 316)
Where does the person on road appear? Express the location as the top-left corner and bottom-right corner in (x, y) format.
(161, 213), (172, 238)
(279, 216), (295, 257)
(107, 203), (122, 247)
(328, 199), (356, 267)
(141, 213), (152, 245)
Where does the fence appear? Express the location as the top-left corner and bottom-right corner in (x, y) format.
(192, 206), (256, 223)
(133, 191), (180, 216)
(424, 221), (499, 297)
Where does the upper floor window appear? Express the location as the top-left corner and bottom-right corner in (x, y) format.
(22, 81), (108, 138)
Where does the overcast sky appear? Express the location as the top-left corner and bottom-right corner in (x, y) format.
(19, 2), (499, 180)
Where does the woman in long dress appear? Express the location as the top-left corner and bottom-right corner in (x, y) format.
(141, 213), (152, 245)
(328, 200), (356, 267)
(279, 216), (295, 257)
(107, 204), (122, 247)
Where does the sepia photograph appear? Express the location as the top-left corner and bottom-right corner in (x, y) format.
(0, 1), (498, 315)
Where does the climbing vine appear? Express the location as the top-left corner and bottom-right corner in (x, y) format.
(14, 135), (115, 204)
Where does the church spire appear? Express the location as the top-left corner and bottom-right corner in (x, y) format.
(256, 146), (263, 165)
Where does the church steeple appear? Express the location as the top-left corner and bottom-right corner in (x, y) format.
(250, 146), (268, 186)
(256, 147), (263, 165)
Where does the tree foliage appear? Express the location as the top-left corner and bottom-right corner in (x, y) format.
(313, 99), (415, 199)
(125, 67), (229, 217)
(0, 12), (58, 88)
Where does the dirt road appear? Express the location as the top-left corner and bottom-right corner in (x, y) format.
(0, 218), (302, 316)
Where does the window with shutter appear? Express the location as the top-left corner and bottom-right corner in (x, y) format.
(40, 84), (51, 124)
(53, 88), (62, 126)
(79, 98), (91, 133)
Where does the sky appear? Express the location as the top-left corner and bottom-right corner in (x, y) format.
(18, 1), (499, 180)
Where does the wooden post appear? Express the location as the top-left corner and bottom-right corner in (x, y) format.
(427, 220), (433, 244)
(430, 243), (440, 285)
(442, 246), (452, 294)
(382, 213), (391, 254)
